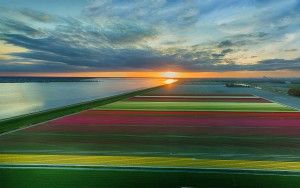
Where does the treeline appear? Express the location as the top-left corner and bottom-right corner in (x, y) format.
(288, 88), (300, 97)
(225, 83), (251, 88)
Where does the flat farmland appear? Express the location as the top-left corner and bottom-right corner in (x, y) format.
(1, 83), (300, 187)
(95, 101), (294, 112)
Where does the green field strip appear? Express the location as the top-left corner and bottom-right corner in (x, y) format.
(2, 133), (300, 157)
(95, 101), (296, 112)
(1, 154), (300, 171)
(1, 168), (300, 188)
(135, 95), (261, 98)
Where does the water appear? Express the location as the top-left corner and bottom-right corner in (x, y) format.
(0, 78), (164, 120)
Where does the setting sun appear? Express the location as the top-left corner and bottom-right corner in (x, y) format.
(161, 71), (177, 78)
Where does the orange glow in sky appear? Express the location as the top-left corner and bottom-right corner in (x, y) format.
(1, 70), (300, 78)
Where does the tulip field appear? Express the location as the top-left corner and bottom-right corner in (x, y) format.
(1, 84), (300, 187)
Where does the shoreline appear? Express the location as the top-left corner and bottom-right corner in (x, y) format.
(0, 84), (166, 135)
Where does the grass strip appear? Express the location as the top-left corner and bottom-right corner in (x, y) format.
(126, 97), (271, 103)
(1, 167), (300, 188)
(95, 101), (296, 112)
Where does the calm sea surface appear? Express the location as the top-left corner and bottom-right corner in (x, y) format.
(0, 78), (164, 120)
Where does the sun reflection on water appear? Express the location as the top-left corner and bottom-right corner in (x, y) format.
(164, 79), (178, 84)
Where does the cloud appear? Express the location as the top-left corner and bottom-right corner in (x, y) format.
(222, 49), (233, 54)
(0, 8), (162, 71)
(2, 33), (175, 71)
(218, 40), (234, 48)
(285, 49), (298, 52)
(19, 8), (56, 23)
(245, 58), (300, 71)
(1, 1), (300, 73)
(0, 17), (41, 35)
(83, 0), (200, 27)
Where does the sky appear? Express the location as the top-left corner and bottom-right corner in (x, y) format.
(0, 0), (300, 78)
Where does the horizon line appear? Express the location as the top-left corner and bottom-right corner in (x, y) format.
(1, 70), (300, 79)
